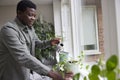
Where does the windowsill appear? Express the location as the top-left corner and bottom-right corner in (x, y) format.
(83, 50), (101, 56)
(83, 50), (101, 62)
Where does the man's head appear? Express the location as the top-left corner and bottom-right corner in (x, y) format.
(17, 0), (37, 27)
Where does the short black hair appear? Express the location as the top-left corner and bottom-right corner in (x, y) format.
(17, 0), (36, 12)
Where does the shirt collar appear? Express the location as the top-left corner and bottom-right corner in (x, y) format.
(15, 17), (27, 30)
(14, 17), (33, 33)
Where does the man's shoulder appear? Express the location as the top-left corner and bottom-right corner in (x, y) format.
(2, 21), (19, 31)
(3, 22), (12, 27)
(4, 20), (16, 27)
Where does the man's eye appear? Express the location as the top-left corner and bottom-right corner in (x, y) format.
(28, 14), (36, 17)
(28, 14), (32, 16)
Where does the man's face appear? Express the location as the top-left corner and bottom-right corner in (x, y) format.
(18, 7), (36, 27)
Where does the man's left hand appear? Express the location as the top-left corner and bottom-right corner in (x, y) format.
(50, 38), (60, 46)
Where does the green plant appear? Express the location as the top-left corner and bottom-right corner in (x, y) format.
(33, 17), (56, 60)
(53, 51), (85, 78)
(53, 52), (120, 80)
(75, 54), (120, 80)
(86, 55), (120, 80)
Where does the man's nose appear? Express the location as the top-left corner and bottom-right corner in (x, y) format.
(31, 16), (36, 20)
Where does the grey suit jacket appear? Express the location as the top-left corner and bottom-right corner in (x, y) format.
(0, 18), (52, 80)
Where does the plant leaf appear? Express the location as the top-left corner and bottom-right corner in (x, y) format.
(100, 69), (107, 77)
(107, 71), (116, 80)
(91, 65), (100, 75)
(106, 55), (118, 71)
(88, 73), (99, 80)
(73, 73), (80, 80)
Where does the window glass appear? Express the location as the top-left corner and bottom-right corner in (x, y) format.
(81, 6), (99, 51)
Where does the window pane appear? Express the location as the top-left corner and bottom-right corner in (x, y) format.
(81, 6), (98, 51)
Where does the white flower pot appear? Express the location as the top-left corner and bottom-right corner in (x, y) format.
(64, 62), (80, 75)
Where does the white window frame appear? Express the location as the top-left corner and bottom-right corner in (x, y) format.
(53, 0), (101, 58)
(70, 0), (101, 56)
(81, 5), (100, 55)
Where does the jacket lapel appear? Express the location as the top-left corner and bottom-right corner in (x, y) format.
(20, 28), (31, 45)
(14, 18), (31, 45)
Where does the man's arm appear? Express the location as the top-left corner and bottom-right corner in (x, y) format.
(1, 26), (64, 80)
(32, 27), (60, 49)
(1, 26), (51, 75)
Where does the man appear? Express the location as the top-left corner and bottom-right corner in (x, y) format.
(0, 0), (68, 80)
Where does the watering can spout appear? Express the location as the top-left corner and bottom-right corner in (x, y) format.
(56, 43), (69, 62)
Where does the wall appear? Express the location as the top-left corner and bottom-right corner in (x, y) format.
(101, 0), (118, 60)
(0, 6), (16, 27)
(0, 4), (53, 28)
(37, 4), (53, 23)
(115, 0), (120, 67)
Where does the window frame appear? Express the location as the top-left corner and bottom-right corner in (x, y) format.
(81, 5), (100, 55)
(53, 0), (101, 58)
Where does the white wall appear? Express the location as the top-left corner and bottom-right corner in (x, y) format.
(0, 4), (53, 28)
(101, 0), (118, 60)
(37, 4), (53, 23)
(0, 6), (16, 27)
(115, 0), (120, 67)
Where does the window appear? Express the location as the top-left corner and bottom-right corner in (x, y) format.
(69, 0), (101, 56)
(53, 0), (101, 57)
(81, 6), (99, 55)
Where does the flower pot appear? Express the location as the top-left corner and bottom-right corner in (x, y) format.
(64, 62), (80, 75)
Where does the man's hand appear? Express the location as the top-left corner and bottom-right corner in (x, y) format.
(47, 70), (64, 80)
(64, 72), (74, 80)
(50, 38), (60, 46)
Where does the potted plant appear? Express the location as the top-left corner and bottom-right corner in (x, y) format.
(53, 51), (85, 78)
(53, 50), (120, 80)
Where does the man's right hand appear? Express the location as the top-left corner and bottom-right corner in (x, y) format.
(47, 70), (64, 80)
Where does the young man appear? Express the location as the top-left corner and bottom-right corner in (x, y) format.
(0, 0), (70, 80)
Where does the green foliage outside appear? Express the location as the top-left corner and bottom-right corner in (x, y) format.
(33, 17), (56, 60)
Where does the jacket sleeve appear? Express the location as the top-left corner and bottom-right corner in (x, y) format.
(1, 26), (51, 75)
(32, 28), (52, 49)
